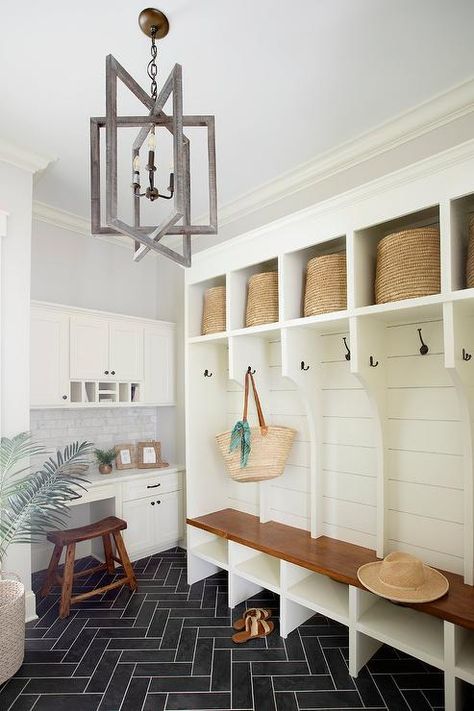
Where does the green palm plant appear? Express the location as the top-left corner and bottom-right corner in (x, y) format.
(0, 432), (93, 565)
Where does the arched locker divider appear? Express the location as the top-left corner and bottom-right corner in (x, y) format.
(444, 300), (474, 584)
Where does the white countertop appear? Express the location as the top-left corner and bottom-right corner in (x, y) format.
(78, 464), (184, 488)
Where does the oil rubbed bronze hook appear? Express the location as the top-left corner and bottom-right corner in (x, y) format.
(463, 348), (472, 362)
(343, 337), (351, 361)
(418, 328), (429, 355)
(203, 369), (213, 377)
(247, 366), (256, 375)
(301, 361), (310, 371)
(369, 355), (379, 367)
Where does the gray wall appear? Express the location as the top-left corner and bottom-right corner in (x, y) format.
(30, 220), (185, 466)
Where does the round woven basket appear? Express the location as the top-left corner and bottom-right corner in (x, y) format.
(304, 253), (347, 316)
(245, 272), (279, 327)
(0, 575), (25, 685)
(466, 215), (474, 289)
(375, 227), (440, 304)
(202, 286), (226, 335)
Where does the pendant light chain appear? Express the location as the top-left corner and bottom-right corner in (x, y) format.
(147, 26), (158, 100)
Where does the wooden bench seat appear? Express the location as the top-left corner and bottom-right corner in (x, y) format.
(187, 508), (474, 631)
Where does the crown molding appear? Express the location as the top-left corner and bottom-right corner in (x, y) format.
(32, 200), (184, 256)
(32, 200), (134, 250)
(193, 137), (474, 264)
(215, 76), (474, 229)
(0, 138), (53, 173)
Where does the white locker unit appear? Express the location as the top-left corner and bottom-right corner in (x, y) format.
(184, 140), (474, 709)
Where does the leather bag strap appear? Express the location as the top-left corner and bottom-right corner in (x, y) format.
(242, 371), (267, 432)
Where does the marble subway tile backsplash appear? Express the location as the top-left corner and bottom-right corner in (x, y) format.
(30, 407), (159, 453)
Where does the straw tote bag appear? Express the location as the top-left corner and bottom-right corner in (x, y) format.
(216, 371), (296, 483)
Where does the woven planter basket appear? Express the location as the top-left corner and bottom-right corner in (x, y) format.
(216, 371), (296, 483)
(202, 286), (226, 335)
(375, 227), (440, 304)
(245, 272), (278, 327)
(466, 216), (474, 288)
(304, 253), (347, 316)
(0, 574), (25, 685)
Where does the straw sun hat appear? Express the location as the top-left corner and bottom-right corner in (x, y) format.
(357, 551), (449, 604)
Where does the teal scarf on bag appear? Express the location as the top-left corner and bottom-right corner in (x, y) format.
(229, 420), (251, 467)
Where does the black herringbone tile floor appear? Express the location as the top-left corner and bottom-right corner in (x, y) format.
(0, 548), (453, 710)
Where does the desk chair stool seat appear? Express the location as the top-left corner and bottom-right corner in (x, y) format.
(41, 515), (137, 618)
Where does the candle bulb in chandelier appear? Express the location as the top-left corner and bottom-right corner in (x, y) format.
(147, 127), (156, 168)
(146, 126), (158, 201)
(132, 154), (141, 191)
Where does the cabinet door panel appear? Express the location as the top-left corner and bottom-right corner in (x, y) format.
(70, 317), (109, 379)
(109, 322), (144, 381)
(144, 325), (175, 404)
(157, 490), (183, 545)
(122, 497), (156, 558)
(30, 308), (69, 406)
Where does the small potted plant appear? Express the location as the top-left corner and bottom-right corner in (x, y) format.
(94, 447), (116, 475)
(0, 432), (91, 685)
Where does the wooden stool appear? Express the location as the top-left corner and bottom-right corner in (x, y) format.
(41, 516), (137, 618)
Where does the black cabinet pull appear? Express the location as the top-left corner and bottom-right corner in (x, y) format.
(147, 483), (161, 489)
(156, 500), (161, 504)
(104, 370), (109, 375)
(151, 501), (155, 506)
(62, 395), (68, 400)
(111, 370), (116, 375)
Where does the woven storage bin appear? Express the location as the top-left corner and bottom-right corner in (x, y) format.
(0, 574), (25, 685)
(375, 227), (440, 304)
(245, 272), (278, 327)
(216, 371), (296, 483)
(202, 286), (226, 335)
(304, 253), (347, 316)
(466, 216), (474, 288)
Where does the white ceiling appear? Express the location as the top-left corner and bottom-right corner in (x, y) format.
(2, 0), (474, 225)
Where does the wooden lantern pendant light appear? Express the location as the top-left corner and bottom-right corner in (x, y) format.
(90, 8), (217, 267)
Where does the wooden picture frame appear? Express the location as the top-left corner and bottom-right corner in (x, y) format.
(115, 443), (135, 470)
(137, 441), (169, 469)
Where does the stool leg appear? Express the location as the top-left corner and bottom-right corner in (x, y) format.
(41, 544), (63, 597)
(59, 542), (76, 618)
(112, 531), (137, 592)
(102, 534), (115, 574)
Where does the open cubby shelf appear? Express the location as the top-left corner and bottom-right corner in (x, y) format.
(185, 145), (474, 707)
(357, 596), (445, 669)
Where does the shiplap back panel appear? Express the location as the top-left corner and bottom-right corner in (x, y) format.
(225, 362), (260, 516)
(385, 320), (464, 574)
(320, 331), (377, 549)
(267, 338), (311, 530)
(225, 338), (311, 528)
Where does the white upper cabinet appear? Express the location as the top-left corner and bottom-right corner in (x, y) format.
(70, 316), (109, 379)
(109, 321), (144, 381)
(143, 323), (175, 404)
(31, 306), (69, 407)
(70, 317), (144, 381)
(30, 302), (175, 408)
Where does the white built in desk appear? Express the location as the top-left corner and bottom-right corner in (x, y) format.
(69, 465), (184, 561)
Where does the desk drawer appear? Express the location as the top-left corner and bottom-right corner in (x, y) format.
(122, 470), (181, 502)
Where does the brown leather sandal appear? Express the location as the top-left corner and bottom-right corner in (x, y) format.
(233, 607), (272, 631)
(232, 615), (274, 644)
